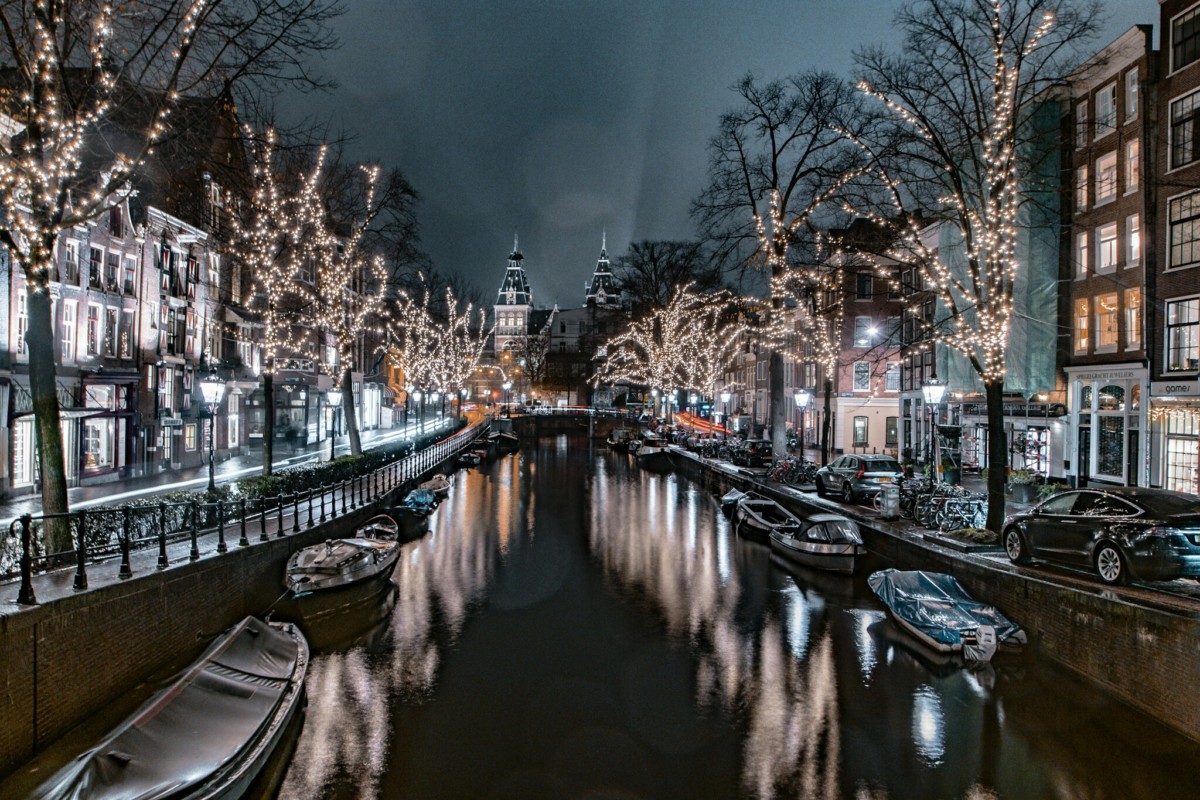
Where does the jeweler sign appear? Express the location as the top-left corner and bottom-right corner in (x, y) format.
(1150, 381), (1200, 397)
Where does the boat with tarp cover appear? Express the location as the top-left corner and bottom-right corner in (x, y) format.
(768, 513), (866, 575)
(867, 568), (1027, 662)
(32, 616), (308, 800)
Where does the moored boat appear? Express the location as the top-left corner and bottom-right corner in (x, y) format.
(392, 488), (439, 537)
(284, 536), (402, 623)
(731, 492), (801, 543)
(357, 513), (400, 540)
(496, 431), (519, 449)
(867, 568), (1027, 662)
(457, 451), (482, 467)
(634, 432), (673, 470)
(418, 473), (452, 498)
(768, 513), (866, 575)
(719, 488), (749, 517)
(32, 616), (308, 800)
(606, 428), (637, 451)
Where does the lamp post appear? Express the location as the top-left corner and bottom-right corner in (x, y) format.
(921, 378), (947, 482)
(794, 388), (811, 457)
(199, 373), (226, 491)
(326, 388), (343, 461)
(502, 381), (512, 417)
(413, 389), (423, 433)
(651, 388), (659, 420)
(689, 393), (699, 422)
(720, 390), (731, 436)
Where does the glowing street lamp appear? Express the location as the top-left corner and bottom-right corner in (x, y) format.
(793, 388), (811, 455)
(502, 380), (513, 417)
(199, 373), (226, 491)
(326, 388), (343, 460)
(921, 378), (948, 481)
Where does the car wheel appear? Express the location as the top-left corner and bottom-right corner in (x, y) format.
(815, 479), (827, 497)
(840, 482), (855, 504)
(1004, 527), (1031, 564)
(1094, 542), (1129, 586)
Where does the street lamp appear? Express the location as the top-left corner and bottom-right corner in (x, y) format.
(921, 378), (948, 481)
(689, 393), (699, 421)
(720, 390), (731, 435)
(326, 388), (343, 460)
(199, 373), (226, 491)
(651, 387), (659, 419)
(794, 388), (811, 456)
(413, 389), (423, 432)
(502, 380), (512, 417)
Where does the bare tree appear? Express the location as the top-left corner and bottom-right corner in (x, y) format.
(0, 0), (341, 538)
(692, 71), (871, 459)
(852, 0), (1101, 530)
(611, 240), (721, 314)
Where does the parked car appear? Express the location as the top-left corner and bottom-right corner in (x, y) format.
(1002, 487), (1200, 585)
(731, 439), (773, 468)
(814, 455), (903, 503)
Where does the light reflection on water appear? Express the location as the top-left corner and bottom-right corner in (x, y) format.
(280, 435), (1200, 800)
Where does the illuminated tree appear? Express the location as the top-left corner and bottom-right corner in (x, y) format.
(438, 289), (491, 417)
(0, 0), (339, 532)
(852, 0), (1100, 529)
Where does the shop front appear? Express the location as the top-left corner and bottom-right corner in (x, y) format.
(1150, 378), (1200, 494)
(1065, 365), (1148, 488)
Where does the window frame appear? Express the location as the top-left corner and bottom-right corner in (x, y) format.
(1096, 222), (1118, 273)
(1075, 164), (1088, 210)
(852, 361), (871, 392)
(1127, 214), (1141, 266)
(1076, 231), (1088, 278)
(1169, 86), (1200, 170)
(1095, 151), (1117, 204)
(1171, 4), (1200, 74)
(1074, 298), (1090, 354)
(1094, 82), (1117, 139)
(1125, 138), (1139, 193)
(1165, 296), (1200, 372)
(1125, 68), (1139, 121)
(1168, 189), (1200, 270)
(1095, 292), (1119, 352)
(852, 416), (869, 447)
(1125, 288), (1142, 350)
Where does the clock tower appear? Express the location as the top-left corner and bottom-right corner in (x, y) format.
(494, 235), (533, 354)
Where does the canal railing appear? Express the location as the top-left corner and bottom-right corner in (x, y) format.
(2, 418), (491, 605)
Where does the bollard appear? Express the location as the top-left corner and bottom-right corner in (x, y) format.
(157, 502), (169, 570)
(189, 500), (200, 560)
(119, 507), (133, 579)
(17, 515), (36, 605)
(216, 500), (227, 553)
(239, 498), (250, 547)
(73, 513), (89, 591)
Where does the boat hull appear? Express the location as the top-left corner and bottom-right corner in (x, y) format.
(284, 561), (399, 625)
(732, 498), (801, 544)
(769, 531), (864, 575)
(635, 447), (673, 470)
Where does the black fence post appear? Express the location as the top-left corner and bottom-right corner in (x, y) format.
(320, 484), (327, 523)
(239, 498), (250, 547)
(259, 498), (268, 542)
(307, 489), (315, 528)
(277, 494), (286, 537)
(16, 515), (36, 605)
(189, 500), (200, 560)
(350, 476), (358, 510)
(157, 502), (169, 570)
(341, 480), (348, 515)
(216, 501), (227, 553)
(119, 507), (133, 579)
(73, 512), (89, 591)
(292, 491), (300, 532)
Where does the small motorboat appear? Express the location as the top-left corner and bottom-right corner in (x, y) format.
(33, 617), (308, 800)
(496, 431), (519, 449)
(635, 432), (673, 470)
(392, 488), (439, 536)
(284, 536), (402, 623)
(357, 513), (400, 540)
(457, 451), (482, 467)
(719, 488), (749, 517)
(418, 473), (452, 498)
(606, 428), (637, 452)
(768, 513), (866, 575)
(731, 492), (801, 543)
(867, 569), (1027, 662)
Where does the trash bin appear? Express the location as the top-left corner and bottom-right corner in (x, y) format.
(879, 483), (900, 519)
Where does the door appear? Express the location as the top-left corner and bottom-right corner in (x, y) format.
(1042, 491), (1103, 565)
(1126, 430), (1139, 487)
(1025, 491), (1079, 558)
(1077, 427), (1090, 488)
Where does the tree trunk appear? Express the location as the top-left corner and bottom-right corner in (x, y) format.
(769, 351), (787, 458)
(262, 371), (274, 476)
(26, 288), (72, 554)
(342, 366), (362, 456)
(985, 379), (1008, 532)
(820, 376), (833, 466)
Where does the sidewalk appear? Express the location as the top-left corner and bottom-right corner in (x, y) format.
(0, 417), (454, 522)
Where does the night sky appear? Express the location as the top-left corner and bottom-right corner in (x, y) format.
(279, 0), (1154, 309)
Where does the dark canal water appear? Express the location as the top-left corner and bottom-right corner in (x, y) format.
(279, 434), (1200, 799)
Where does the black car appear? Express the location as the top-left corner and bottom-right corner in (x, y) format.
(731, 439), (773, 468)
(1002, 487), (1200, 585)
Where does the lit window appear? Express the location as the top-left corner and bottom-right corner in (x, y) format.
(1075, 165), (1088, 210)
(1097, 223), (1118, 272)
(1125, 69), (1139, 119)
(1166, 297), (1200, 371)
(1169, 190), (1200, 269)
(86, 304), (100, 355)
(61, 301), (76, 362)
(1125, 288), (1142, 349)
(1096, 293), (1119, 350)
(1074, 299), (1089, 354)
(185, 424), (197, 451)
(1095, 152), (1117, 203)
(1127, 215), (1141, 265)
(1125, 139), (1139, 192)
(1076, 102), (1087, 148)
(1095, 83), (1116, 137)
(853, 416), (869, 446)
(853, 316), (874, 348)
(1076, 232), (1088, 278)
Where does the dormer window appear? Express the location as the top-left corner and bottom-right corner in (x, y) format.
(109, 205), (123, 237)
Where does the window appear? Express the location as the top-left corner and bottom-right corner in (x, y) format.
(853, 416), (869, 447)
(63, 242), (79, 284)
(1095, 152), (1117, 203)
(1173, 5), (1200, 72)
(1169, 190), (1200, 268)
(1075, 102), (1087, 147)
(886, 362), (900, 392)
(886, 416), (898, 446)
(89, 247), (103, 288)
(109, 205), (123, 237)
(105, 252), (119, 289)
(184, 424), (197, 451)
(1096, 293), (1118, 350)
(853, 316), (873, 348)
(1095, 83), (1116, 137)
(1125, 288), (1142, 350)
(1166, 297), (1200, 371)
(1076, 232), (1088, 278)
(1127, 214), (1141, 265)
(855, 272), (873, 300)
(159, 366), (175, 411)
(1096, 223), (1118, 272)
(1074, 298), (1089, 354)
(62, 301), (76, 362)
(120, 310), (133, 358)
(86, 304), (100, 355)
(123, 258), (136, 295)
(1097, 416), (1125, 479)
(1075, 165), (1087, 210)
(1125, 69), (1139, 119)
(104, 308), (117, 356)
(852, 361), (871, 391)
(1125, 139), (1139, 193)
(14, 291), (27, 356)
(1170, 89), (1200, 169)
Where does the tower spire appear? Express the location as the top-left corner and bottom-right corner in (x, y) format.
(513, 231), (519, 254)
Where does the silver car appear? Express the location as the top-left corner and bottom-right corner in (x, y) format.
(815, 455), (903, 503)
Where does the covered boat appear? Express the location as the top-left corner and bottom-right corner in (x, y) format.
(392, 488), (439, 536)
(867, 569), (1027, 662)
(731, 493), (801, 543)
(769, 513), (866, 575)
(606, 428), (637, 451)
(418, 474), (452, 498)
(32, 616), (308, 800)
(634, 432), (673, 470)
(284, 536), (402, 623)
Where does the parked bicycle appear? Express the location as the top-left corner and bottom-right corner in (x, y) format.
(768, 456), (819, 486)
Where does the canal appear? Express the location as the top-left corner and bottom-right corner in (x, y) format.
(280, 434), (1200, 799)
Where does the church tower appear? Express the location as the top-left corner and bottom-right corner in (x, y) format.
(584, 231), (617, 306)
(494, 235), (533, 354)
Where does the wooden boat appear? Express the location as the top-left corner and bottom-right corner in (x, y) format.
(867, 569), (1027, 662)
(457, 450), (482, 467)
(284, 536), (402, 623)
(768, 513), (866, 575)
(418, 473), (452, 498)
(731, 492), (801, 543)
(357, 513), (400, 540)
(719, 488), (749, 517)
(33, 616), (308, 800)
(496, 430), (519, 449)
(634, 432), (673, 470)
(606, 428), (637, 451)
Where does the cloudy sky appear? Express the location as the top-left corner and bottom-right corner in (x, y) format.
(280, 0), (1154, 309)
